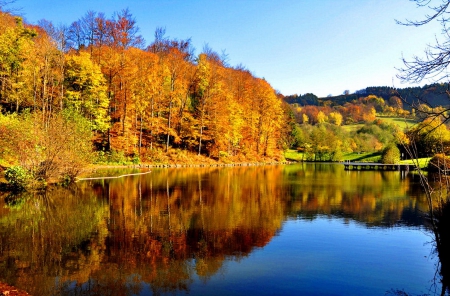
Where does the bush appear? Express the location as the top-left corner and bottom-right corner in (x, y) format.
(94, 149), (135, 165)
(109, 150), (128, 164)
(4, 166), (33, 190)
(131, 155), (140, 164)
(1, 109), (93, 185)
(381, 144), (401, 164)
(331, 149), (344, 162)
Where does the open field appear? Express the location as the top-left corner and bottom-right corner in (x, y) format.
(283, 150), (381, 162)
(341, 124), (364, 133)
(341, 117), (418, 134)
(376, 116), (418, 129)
(400, 157), (431, 169)
(342, 152), (381, 162)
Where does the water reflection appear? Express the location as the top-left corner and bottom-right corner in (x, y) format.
(432, 201), (450, 296)
(0, 164), (437, 295)
(284, 163), (427, 227)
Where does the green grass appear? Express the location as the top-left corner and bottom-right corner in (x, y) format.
(400, 157), (431, 169)
(376, 116), (418, 129)
(341, 117), (418, 134)
(284, 150), (382, 162)
(341, 124), (364, 133)
(284, 149), (304, 161)
(342, 152), (381, 162)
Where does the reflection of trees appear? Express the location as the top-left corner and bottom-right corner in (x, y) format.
(425, 181), (450, 296)
(96, 166), (284, 292)
(0, 164), (433, 295)
(0, 166), (286, 295)
(284, 164), (429, 227)
(0, 187), (108, 296)
(387, 187), (450, 296)
(429, 201), (450, 296)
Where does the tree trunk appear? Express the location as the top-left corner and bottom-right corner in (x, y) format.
(139, 114), (143, 155)
(166, 100), (172, 152)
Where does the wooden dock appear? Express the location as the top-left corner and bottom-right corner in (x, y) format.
(343, 162), (415, 171)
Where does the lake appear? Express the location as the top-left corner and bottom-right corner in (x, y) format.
(0, 163), (446, 295)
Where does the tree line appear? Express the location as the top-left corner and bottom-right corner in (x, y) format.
(287, 91), (450, 162)
(284, 83), (450, 111)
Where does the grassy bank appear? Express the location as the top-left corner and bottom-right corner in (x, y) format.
(400, 158), (431, 169)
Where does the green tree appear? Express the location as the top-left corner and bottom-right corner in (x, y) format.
(381, 144), (400, 164)
(64, 51), (110, 132)
(308, 124), (340, 161)
(0, 14), (36, 111)
(4, 165), (33, 190)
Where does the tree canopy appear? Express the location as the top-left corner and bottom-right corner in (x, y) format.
(0, 7), (288, 180)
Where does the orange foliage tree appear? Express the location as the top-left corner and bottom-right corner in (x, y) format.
(0, 8), (288, 163)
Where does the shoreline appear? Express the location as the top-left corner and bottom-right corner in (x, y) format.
(84, 160), (297, 170)
(78, 160), (297, 176)
(2, 161), (298, 189)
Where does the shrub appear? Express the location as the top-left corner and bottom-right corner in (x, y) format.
(4, 191), (30, 209)
(381, 144), (401, 164)
(1, 109), (94, 185)
(109, 150), (127, 164)
(131, 155), (140, 164)
(4, 166), (33, 190)
(331, 149), (344, 162)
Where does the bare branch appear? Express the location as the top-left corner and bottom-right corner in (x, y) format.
(397, 37), (450, 83)
(0, 0), (19, 13)
(396, 0), (450, 26)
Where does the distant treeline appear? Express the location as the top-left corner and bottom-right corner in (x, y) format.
(284, 84), (450, 110)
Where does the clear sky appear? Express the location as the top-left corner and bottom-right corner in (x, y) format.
(9, 0), (445, 97)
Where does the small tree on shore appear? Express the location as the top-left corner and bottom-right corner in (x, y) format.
(381, 144), (401, 164)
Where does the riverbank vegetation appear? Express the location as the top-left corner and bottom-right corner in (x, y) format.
(1, 6), (450, 189)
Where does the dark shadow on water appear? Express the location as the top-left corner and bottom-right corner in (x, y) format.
(434, 202), (450, 295)
(387, 201), (450, 296)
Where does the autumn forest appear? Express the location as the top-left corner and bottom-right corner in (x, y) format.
(0, 8), (291, 182)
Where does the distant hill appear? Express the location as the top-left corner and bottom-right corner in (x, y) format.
(284, 84), (450, 110)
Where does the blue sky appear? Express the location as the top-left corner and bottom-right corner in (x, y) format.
(11, 0), (444, 97)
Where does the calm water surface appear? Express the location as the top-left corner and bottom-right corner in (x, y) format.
(0, 163), (445, 295)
